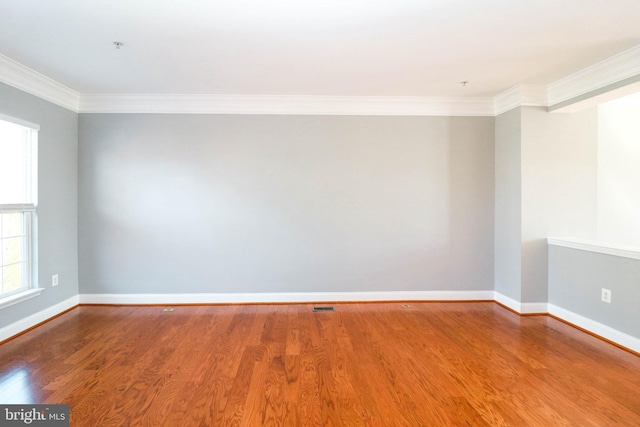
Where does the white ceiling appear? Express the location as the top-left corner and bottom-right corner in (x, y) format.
(0, 0), (639, 98)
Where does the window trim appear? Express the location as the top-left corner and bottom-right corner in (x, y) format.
(0, 288), (44, 310)
(0, 115), (40, 308)
(0, 113), (40, 132)
(0, 208), (34, 298)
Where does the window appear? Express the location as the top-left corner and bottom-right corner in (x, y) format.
(0, 115), (39, 306)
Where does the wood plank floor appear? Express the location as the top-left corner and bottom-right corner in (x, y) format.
(1, 302), (639, 426)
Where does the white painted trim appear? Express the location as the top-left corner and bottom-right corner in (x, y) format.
(0, 113), (40, 130)
(79, 94), (495, 116)
(0, 295), (79, 343)
(4, 293), (637, 356)
(549, 80), (640, 113)
(1, 44), (639, 116)
(493, 292), (547, 314)
(494, 291), (522, 312)
(548, 304), (640, 354)
(520, 302), (549, 314)
(0, 54), (80, 112)
(547, 237), (640, 261)
(0, 288), (45, 310)
(547, 44), (640, 107)
(79, 290), (495, 305)
(494, 84), (548, 115)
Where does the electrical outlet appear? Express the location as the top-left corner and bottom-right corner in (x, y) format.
(52, 274), (59, 287)
(601, 288), (611, 304)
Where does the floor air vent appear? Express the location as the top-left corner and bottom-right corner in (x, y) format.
(312, 306), (335, 312)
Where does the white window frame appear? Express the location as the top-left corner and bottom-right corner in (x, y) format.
(0, 114), (42, 309)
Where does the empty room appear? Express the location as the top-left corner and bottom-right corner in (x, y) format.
(1, 1), (640, 425)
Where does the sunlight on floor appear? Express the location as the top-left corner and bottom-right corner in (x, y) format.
(0, 368), (34, 404)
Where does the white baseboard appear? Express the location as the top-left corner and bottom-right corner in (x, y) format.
(494, 292), (521, 312)
(79, 290), (495, 305)
(520, 302), (549, 314)
(548, 304), (640, 354)
(0, 295), (79, 343)
(3, 293), (637, 356)
(493, 292), (548, 314)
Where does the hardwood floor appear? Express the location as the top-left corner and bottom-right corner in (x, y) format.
(1, 302), (639, 426)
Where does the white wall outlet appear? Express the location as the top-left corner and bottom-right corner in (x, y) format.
(52, 274), (59, 287)
(601, 288), (611, 303)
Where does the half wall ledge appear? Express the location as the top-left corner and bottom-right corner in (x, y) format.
(547, 237), (640, 260)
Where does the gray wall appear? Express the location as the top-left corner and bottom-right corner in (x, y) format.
(0, 77), (633, 350)
(549, 245), (640, 339)
(0, 83), (79, 326)
(494, 106), (598, 305)
(78, 114), (495, 294)
(494, 108), (522, 301)
(520, 107), (598, 303)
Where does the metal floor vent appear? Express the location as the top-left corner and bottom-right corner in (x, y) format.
(312, 306), (335, 312)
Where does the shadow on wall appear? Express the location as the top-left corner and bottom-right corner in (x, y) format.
(521, 239), (548, 303)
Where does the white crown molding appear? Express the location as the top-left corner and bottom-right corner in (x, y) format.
(493, 84), (548, 115)
(547, 237), (640, 260)
(547, 44), (640, 107)
(2, 44), (640, 116)
(0, 54), (80, 112)
(79, 94), (495, 116)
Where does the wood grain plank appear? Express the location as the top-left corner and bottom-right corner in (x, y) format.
(0, 303), (639, 426)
